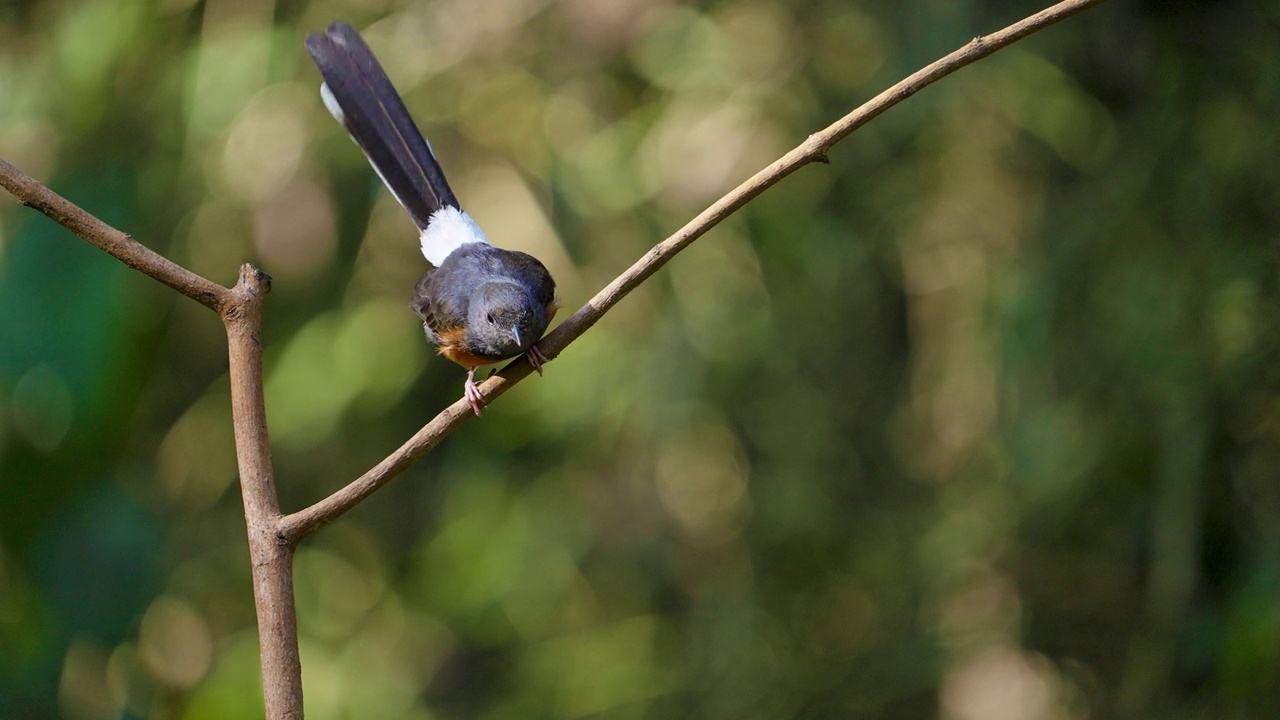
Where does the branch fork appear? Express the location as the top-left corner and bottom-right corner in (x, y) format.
(0, 2), (1109, 717)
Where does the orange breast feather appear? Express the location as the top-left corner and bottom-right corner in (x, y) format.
(433, 325), (499, 368)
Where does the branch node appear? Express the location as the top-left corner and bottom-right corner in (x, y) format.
(801, 133), (832, 164)
(237, 263), (273, 295)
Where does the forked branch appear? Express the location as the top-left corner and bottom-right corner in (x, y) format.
(0, 3), (1109, 718)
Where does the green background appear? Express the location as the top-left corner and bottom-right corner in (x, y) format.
(2, 0), (1278, 717)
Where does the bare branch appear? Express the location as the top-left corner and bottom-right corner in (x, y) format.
(222, 264), (303, 718)
(279, 0), (1111, 542)
(0, 159), (228, 310)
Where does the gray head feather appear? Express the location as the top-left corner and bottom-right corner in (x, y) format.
(465, 282), (548, 359)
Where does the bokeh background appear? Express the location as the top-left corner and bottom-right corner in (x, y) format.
(2, 0), (1279, 717)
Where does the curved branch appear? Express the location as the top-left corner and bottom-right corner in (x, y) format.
(0, 159), (229, 310)
(279, 0), (1110, 542)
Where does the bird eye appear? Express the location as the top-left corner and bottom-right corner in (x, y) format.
(485, 313), (495, 324)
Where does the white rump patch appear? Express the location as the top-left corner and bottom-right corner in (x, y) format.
(420, 206), (490, 265)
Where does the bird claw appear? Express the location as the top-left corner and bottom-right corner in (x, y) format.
(464, 347), (546, 416)
(525, 344), (549, 376)
(464, 369), (485, 416)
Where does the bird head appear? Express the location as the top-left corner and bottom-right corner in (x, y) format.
(467, 283), (548, 359)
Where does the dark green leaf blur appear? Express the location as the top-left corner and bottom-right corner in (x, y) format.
(2, 0), (1278, 718)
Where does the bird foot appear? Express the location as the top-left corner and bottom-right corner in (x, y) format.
(464, 369), (485, 416)
(525, 344), (549, 376)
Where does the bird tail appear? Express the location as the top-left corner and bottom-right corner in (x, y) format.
(305, 22), (458, 231)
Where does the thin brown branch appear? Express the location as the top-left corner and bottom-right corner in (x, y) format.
(279, 0), (1110, 543)
(0, 158), (228, 310)
(222, 264), (302, 718)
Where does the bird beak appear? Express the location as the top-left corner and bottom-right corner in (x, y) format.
(511, 327), (522, 347)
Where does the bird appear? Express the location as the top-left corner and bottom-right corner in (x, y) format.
(306, 22), (558, 415)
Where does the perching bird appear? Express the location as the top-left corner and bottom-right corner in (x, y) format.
(306, 22), (558, 415)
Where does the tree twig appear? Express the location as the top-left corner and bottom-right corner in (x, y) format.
(278, 0), (1111, 543)
(0, 159), (229, 310)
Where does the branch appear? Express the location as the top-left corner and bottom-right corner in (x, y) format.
(222, 264), (303, 718)
(0, 159), (228, 310)
(278, 0), (1111, 542)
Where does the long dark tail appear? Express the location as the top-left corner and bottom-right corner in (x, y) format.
(305, 22), (459, 229)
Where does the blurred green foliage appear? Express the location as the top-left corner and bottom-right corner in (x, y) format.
(2, 0), (1279, 718)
